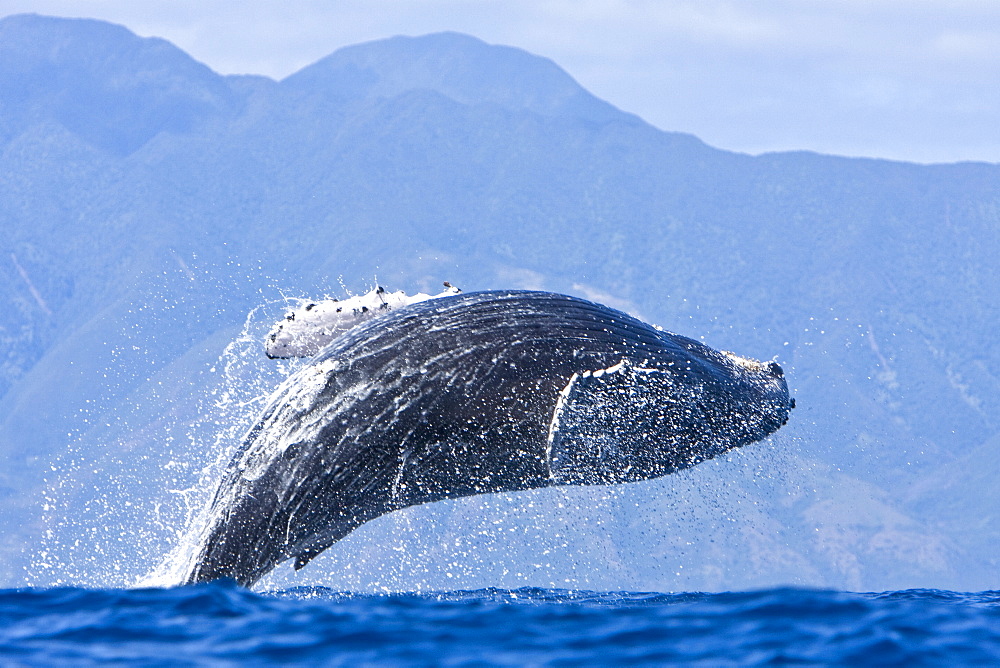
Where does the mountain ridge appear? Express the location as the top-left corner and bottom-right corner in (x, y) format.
(281, 31), (639, 127)
(0, 14), (242, 154)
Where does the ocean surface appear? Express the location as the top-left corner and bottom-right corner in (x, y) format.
(2, 584), (999, 666)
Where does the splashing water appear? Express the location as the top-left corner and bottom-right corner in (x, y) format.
(31, 297), (306, 588)
(138, 303), (310, 587)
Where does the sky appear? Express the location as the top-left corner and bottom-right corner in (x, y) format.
(2, 0), (999, 164)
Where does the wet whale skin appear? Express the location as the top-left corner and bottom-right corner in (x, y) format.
(185, 291), (793, 587)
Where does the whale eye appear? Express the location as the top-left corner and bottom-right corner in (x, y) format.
(767, 361), (784, 378)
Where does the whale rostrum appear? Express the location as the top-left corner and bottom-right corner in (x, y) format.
(183, 290), (793, 587)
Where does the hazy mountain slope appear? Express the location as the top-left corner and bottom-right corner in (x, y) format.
(282, 31), (631, 124)
(0, 14), (242, 153)
(1, 14), (998, 589)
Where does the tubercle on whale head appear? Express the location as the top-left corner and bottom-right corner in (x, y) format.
(720, 351), (794, 409)
(712, 354), (792, 441)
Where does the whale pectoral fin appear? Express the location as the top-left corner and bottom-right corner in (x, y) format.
(547, 360), (685, 486)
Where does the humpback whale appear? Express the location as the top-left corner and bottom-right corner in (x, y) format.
(184, 290), (793, 587)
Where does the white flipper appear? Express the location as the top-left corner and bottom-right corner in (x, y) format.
(265, 284), (461, 358)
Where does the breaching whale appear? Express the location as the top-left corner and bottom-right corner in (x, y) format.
(184, 290), (793, 587)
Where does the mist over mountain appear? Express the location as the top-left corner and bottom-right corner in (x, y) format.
(1, 14), (998, 591)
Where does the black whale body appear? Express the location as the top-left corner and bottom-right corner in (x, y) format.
(184, 291), (792, 587)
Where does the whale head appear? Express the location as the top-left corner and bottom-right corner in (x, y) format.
(546, 347), (792, 486)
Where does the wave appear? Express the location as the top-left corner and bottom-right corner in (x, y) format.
(3, 584), (999, 665)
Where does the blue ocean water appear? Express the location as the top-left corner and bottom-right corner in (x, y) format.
(2, 584), (999, 666)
